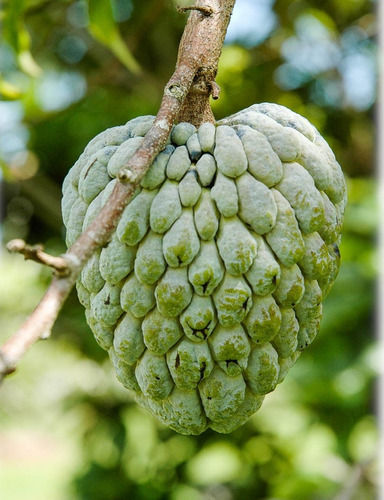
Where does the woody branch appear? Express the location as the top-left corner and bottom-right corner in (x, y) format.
(0, 0), (236, 382)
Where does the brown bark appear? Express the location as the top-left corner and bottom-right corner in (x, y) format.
(0, 0), (236, 382)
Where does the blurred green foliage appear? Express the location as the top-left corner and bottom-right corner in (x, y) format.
(0, 0), (378, 499)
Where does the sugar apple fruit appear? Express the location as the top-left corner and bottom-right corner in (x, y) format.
(62, 103), (346, 435)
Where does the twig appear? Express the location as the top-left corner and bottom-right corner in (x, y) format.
(7, 239), (69, 276)
(0, 0), (237, 382)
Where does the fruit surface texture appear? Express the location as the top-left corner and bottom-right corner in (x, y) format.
(62, 103), (346, 434)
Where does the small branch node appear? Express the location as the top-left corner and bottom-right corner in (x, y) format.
(165, 83), (185, 101)
(7, 239), (70, 276)
(211, 81), (221, 100)
(177, 4), (215, 16)
(117, 168), (139, 184)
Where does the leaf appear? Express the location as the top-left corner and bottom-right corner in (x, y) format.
(88, 0), (141, 74)
(0, 76), (23, 100)
(2, 0), (42, 77)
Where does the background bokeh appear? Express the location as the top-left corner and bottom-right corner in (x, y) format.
(0, 1), (378, 499)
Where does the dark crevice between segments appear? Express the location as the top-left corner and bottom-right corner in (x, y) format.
(241, 297), (249, 311)
(225, 359), (238, 368)
(175, 353), (180, 368)
(188, 320), (211, 340)
(199, 362), (207, 382)
(201, 280), (210, 294)
(104, 294), (111, 305)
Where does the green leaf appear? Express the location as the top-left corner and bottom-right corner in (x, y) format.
(88, 0), (141, 74)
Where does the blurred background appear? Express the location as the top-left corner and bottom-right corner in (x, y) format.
(0, 0), (378, 499)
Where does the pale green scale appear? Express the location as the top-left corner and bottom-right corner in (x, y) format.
(135, 350), (174, 400)
(163, 388), (207, 435)
(188, 240), (225, 296)
(142, 307), (183, 355)
(266, 127), (302, 162)
(265, 189), (305, 267)
(80, 249), (105, 293)
(149, 179), (182, 233)
(299, 232), (330, 280)
(113, 311), (145, 365)
(277, 351), (301, 384)
(85, 309), (114, 351)
(195, 154), (217, 186)
(314, 133), (346, 204)
(194, 188), (219, 240)
(294, 279), (322, 324)
(166, 337), (214, 390)
(222, 109), (285, 142)
(120, 273), (156, 318)
(166, 145), (191, 180)
(297, 315), (322, 351)
(210, 388), (264, 434)
(178, 171), (201, 207)
(216, 216), (257, 275)
(141, 145), (175, 189)
(211, 170), (239, 217)
(296, 135), (332, 193)
(214, 125), (247, 178)
(109, 347), (140, 391)
(99, 235), (137, 284)
(318, 243), (340, 298)
(213, 273), (252, 327)
(62, 164), (73, 193)
(134, 230), (166, 285)
(131, 116), (155, 137)
(147, 387), (208, 436)
(272, 308), (299, 358)
(103, 124), (132, 146)
(180, 294), (217, 342)
(198, 366), (246, 421)
(76, 282), (91, 309)
(66, 197), (88, 247)
(85, 309), (113, 351)
(318, 192), (342, 244)
(245, 235), (280, 296)
(101, 178), (118, 204)
(107, 136), (144, 178)
(82, 191), (103, 230)
(171, 122), (197, 145)
(62, 182), (79, 227)
(162, 208), (200, 267)
(197, 122), (216, 153)
(245, 343), (280, 395)
(235, 125), (283, 187)
(242, 294), (282, 344)
(68, 152), (92, 188)
(83, 123), (129, 157)
(91, 281), (123, 327)
(273, 263), (305, 308)
(236, 171), (278, 234)
(186, 133), (202, 161)
(276, 162), (325, 234)
(117, 188), (158, 246)
(253, 102), (316, 141)
(208, 323), (251, 377)
(78, 146), (116, 203)
(155, 266), (193, 317)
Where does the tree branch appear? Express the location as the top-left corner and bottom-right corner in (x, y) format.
(7, 239), (70, 276)
(0, 0), (236, 382)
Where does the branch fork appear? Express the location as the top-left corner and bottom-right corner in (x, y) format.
(0, 0), (237, 382)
